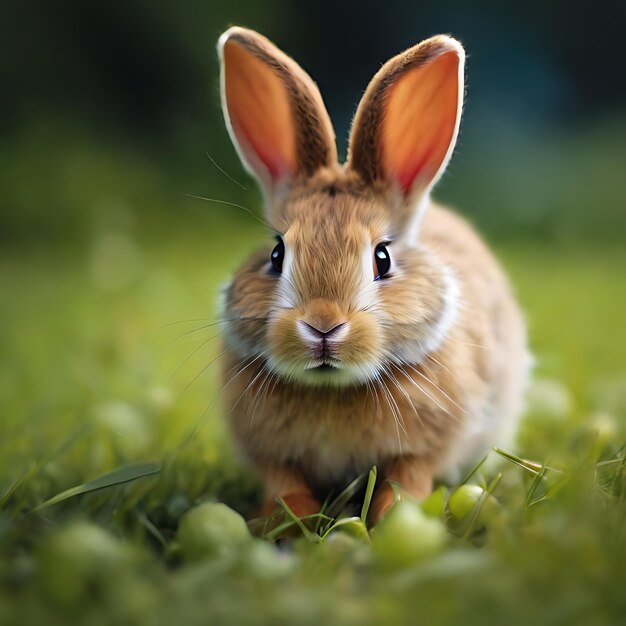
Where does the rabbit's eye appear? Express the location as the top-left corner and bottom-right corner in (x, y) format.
(374, 243), (391, 280)
(271, 238), (285, 273)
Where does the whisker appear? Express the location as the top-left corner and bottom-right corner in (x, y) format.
(167, 353), (264, 460)
(205, 151), (247, 190)
(208, 353), (265, 421)
(230, 359), (269, 416)
(163, 317), (214, 327)
(376, 373), (407, 454)
(461, 341), (491, 351)
(168, 316), (269, 344)
(164, 315), (268, 329)
(384, 363), (425, 428)
(168, 332), (223, 382)
(370, 378), (383, 421)
(266, 370), (282, 403)
(250, 369), (280, 423)
(185, 194), (276, 231)
(426, 352), (451, 374)
(403, 362), (467, 415)
(380, 363), (416, 432)
(169, 321), (228, 344)
(177, 346), (231, 399)
(364, 378), (378, 423)
(248, 368), (275, 431)
(396, 364), (460, 423)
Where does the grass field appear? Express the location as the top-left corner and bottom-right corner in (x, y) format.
(1, 222), (625, 625)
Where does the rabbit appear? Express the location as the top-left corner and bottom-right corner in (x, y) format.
(216, 26), (530, 524)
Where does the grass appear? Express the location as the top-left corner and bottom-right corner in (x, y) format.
(1, 222), (625, 625)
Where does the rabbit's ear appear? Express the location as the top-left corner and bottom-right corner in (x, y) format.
(219, 27), (337, 200)
(348, 35), (464, 220)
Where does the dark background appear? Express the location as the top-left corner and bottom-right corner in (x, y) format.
(2, 0), (625, 243)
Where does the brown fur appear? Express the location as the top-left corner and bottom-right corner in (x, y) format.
(217, 29), (528, 523)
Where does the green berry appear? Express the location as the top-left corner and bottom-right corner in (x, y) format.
(177, 502), (251, 561)
(447, 484), (485, 520)
(371, 500), (447, 569)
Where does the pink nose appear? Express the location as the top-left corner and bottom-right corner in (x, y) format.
(298, 321), (347, 341)
(297, 320), (348, 360)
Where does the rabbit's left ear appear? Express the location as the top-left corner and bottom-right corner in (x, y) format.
(219, 27), (337, 207)
(348, 36), (464, 223)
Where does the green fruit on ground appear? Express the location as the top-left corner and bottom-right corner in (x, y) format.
(371, 500), (447, 569)
(243, 540), (294, 579)
(38, 521), (137, 606)
(446, 484), (502, 529)
(177, 502), (251, 561)
(420, 486), (448, 517)
(328, 516), (370, 542)
(447, 485), (485, 520)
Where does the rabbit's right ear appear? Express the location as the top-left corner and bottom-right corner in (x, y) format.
(347, 36), (464, 238)
(219, 27), (337, 207)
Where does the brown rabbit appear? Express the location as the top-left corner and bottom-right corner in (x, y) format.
(216, 27), (529, 523)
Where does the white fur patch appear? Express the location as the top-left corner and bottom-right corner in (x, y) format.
(353, 242), (379, 311)
(421, 263), (460, 355)
(387, 259), (460, 368)
(274, 245), (296, 309)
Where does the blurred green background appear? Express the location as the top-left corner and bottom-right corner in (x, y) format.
(1, 1), (626, 624)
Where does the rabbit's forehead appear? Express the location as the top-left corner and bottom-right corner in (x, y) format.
(284, 217), (368, 250)
(280, 212), (384, 305)
(284, 219), (369, 293)
(282, 190), (389, 245)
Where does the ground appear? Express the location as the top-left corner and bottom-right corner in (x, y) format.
(1, 225), (625, 625)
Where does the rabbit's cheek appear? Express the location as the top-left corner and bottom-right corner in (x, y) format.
(266, 311), (303, 365)
(339, 313), (383, 366)
(379, 262), (459, 364)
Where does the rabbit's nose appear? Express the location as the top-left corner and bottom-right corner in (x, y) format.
(299, 299), (347, 341)
(298, 320), (348, 342)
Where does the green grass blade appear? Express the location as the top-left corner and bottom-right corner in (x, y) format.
(360, 466), (377, 525)
(525, 463), (549, 508)
(493, 447), (562, 475)
(460, 455), (488, 485)
(596, 448), (626, 498)
(31, 462), (161, 512)
(321, 516), (370, 542)
(320, 515), (360, 539)
(388, 479), (410, 502)
(0, 426), (89, 514)
(462, 473), (502, 539)
(263, 519), (299, 542)
(276, 498), (321, 543)
(325, 471), (368, 519)
(0, 478), (26, 511)
(137, 510), (167, 547)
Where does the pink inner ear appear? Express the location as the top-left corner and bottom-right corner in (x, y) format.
(223, 39), (298, 185)
(394, 119), (450, 193)
(396, 144), (436, 193)
(235, 118), (293, 182)
(381, 51), (460, 196)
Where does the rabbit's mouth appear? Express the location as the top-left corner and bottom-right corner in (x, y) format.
(305, 359), (342, 372)
(268, 352), (382, 387)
